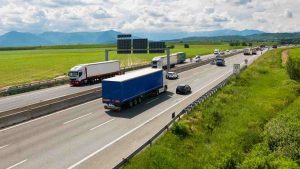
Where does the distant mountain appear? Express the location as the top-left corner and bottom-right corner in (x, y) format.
(3, 29), (298, 47)
(0, 30), (121, 47)
(133, 29), (265, 41)
(167, 32), (300, 43)
(0, 31), (51, 47)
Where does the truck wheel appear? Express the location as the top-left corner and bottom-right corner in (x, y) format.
(164, 86), (168, 92)
(129, 101), (133, 108)
(134, 99), (138, 105)
(138, 97), (142, 104)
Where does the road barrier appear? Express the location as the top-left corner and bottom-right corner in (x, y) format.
(114, 54), (257, 169)
(0, 52), (242, 129)
(0, 63), (151, 97)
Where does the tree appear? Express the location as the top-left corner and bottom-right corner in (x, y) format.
(242, 42), (247, 46)
(184, 44), (190, 48)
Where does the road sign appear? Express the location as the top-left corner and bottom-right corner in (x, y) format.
(117, 39), (131, 54)
(149, 42), (165, 53)
(133, 39), (148, 53)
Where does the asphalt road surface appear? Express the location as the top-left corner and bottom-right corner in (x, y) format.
(0, 50), (264, 169)
(0, 53), (220, 114)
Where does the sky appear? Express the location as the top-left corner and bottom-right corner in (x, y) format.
(0, 0), (299, 35)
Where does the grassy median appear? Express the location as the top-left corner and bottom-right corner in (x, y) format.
(123, 48), (300, 168)
(0, 44), (241, 87)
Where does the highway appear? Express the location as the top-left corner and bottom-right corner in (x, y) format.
(0, 53), (220, 114)
(0, 50), (265, 169)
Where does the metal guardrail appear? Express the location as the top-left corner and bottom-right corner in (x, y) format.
(114, 73), (235, 169)
(0, 52), (242, 128)
(115, 55), (248, 168)
(0, 63), (151, 97)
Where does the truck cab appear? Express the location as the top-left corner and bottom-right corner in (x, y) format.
(152, 56), (163, 68)
(68, 65), (86, 85)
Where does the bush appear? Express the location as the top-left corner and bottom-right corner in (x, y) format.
(184, 44), (189, 48)
(171, 122), (192, 138)
(168, 45), (175, 49)
(287, 55), (300, 82)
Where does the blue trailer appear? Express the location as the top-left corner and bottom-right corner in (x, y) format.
(102, 68), (167, 111)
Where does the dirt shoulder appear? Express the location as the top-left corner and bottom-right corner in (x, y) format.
(282, 50), (289, 65)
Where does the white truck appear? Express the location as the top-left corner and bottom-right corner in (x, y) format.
(68, 60), (121, 86)
(251, 48), (257, 55)
(243, 48), (252, 55)
(152, 54), (178, 69)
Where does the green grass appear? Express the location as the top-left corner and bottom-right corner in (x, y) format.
(123, 48), (300, 169)
(0, 44), (242, 87)
(287, 48), (300, 81)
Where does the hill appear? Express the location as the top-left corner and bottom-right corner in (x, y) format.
(170, 32), (300, 43)
(0, 30), (121, 47)
(0, 29), (264, 47)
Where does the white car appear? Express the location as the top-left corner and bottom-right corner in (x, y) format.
(166, 72), (179, 80)
(194, 55), (201, 62)
(213, 49), (220, 55)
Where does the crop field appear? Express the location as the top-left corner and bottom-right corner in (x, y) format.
(123, 48), (300, 168)
(0, 44), (242, 87)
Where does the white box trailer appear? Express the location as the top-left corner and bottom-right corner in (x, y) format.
(68, 60), (121, 86)
(243, 48), (252, 55)
(251, 48), (257, 55)
(152, 54), (178, 69)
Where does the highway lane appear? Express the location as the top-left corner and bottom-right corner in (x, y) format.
(0, 53), (219, 114)
(0, 51), (262, 169)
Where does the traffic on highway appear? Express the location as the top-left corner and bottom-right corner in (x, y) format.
(0, 49), (267, 169)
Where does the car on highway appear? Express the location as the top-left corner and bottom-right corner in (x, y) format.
(216, 58), (225, 66)
(176, 84), (191, 95)
(213, 49), (220, 55)
(220, 51), (225, 55)
(194, 55), (201, 62)
(166, 72), (179, 80)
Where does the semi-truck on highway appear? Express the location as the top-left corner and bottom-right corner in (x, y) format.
(68, 60), (121, 86)
(152, 52), (186, 68)
(102, 68), (167, 111)
(251, 48), (257, 55)
(243, 48), (252, 55)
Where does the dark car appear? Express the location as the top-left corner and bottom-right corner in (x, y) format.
(176, 84), (191, 95)
(216, 58), (225, 66)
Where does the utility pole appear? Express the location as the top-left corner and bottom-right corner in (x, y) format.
(105, 49), (109, 61)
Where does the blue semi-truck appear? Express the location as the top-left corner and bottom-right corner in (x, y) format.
(102, 68), (167, 111)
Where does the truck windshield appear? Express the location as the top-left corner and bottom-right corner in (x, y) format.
(152, 61), (158, 67)
(69, 71), (78, 77)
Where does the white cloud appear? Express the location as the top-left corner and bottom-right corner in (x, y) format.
(0, 0), (299, 34)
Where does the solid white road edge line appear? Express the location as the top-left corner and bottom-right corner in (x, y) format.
(0, 144), (8, 150)
(63, 113), (92, 125)
(0, 99), (100, 132)
(6, 159), (27, 169)
(67, 70), (232, 169)
(89, 119), (115, 131)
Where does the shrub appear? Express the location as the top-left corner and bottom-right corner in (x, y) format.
(171, 122), (192, 138)
(287, 55), (300, 82)
(184, 44), (189, 48)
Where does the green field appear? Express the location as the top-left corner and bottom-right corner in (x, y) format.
(123, 49), (300, 168)
(0, 44), (242, 87)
